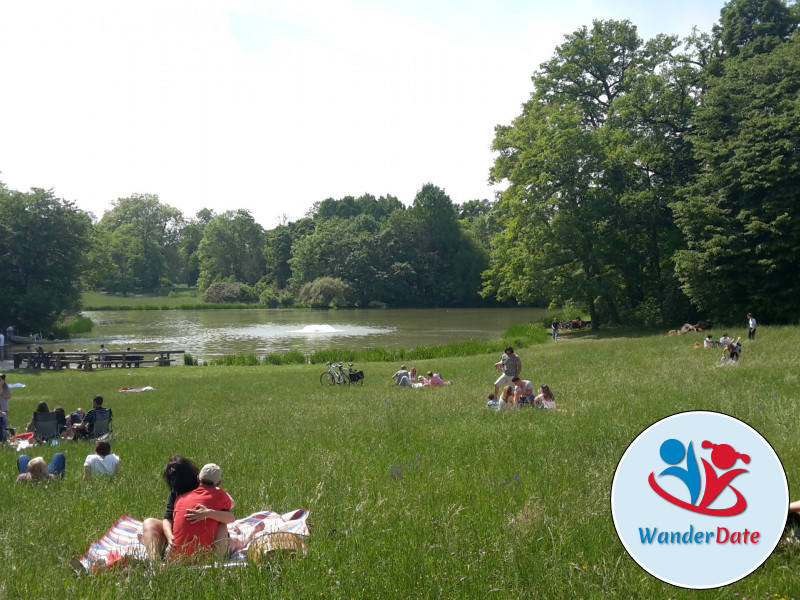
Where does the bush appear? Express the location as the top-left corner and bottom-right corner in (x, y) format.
(298, 277), (353, 308)
(203, 282), (246, 303)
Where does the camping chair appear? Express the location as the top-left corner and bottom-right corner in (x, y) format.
(33, 411), (60, 442)
(90, 408), (112, 438)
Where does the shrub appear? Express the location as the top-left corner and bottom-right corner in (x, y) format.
(203, 282), (246, 303)
(298, 277), (353, 308)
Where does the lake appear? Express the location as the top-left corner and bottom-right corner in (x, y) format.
(59, 308), (548, 361)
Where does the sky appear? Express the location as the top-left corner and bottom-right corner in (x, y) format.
(0, 0), (726, 229)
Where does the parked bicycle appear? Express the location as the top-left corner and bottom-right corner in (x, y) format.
(320, 362), (364, 386)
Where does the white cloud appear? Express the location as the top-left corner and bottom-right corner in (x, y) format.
(0, 0), (723, 227)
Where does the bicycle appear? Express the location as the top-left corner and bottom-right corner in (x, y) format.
(320, 362), (364, 386)
(320, 362), (347, 386)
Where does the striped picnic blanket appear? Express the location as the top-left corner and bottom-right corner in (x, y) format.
(78, 509), (309, 572)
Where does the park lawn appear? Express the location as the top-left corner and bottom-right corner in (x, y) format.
(1, 326), (799, 599)
(82, 290), (206, 310)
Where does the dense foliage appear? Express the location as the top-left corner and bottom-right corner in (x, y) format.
(0, 185), (92, 333)
(485, 0), (800, 326)
(2, 0), (799, 333)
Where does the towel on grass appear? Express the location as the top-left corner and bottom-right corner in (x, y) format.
(8, 383), (25, 388)
(119, 386), (156, 393)
(77, 509), (309, 572)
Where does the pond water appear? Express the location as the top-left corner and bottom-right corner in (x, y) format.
(58, 308), (547, 361)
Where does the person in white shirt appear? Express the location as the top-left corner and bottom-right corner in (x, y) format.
(84, 440), (120, 479)
(747, 313), (757, 340)
(719, 333), (732, 346)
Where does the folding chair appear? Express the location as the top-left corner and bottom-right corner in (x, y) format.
(90, 408), (112, 438)
(33, 411), (60, 442)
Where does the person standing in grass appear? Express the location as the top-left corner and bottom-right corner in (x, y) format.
(494, 347), (522, 398)
(0, 374), (11, 419)
(83, 440), (120, 479)
(551, 318), (559, 343)
(747, 313), (757, 340)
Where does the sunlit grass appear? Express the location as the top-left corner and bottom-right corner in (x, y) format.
(1, 325), (799, 598)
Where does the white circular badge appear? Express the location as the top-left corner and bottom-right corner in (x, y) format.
(611, 411), (788, 589)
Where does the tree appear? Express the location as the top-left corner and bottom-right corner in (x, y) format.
(673, 23), (800, 322)
(97, 194), (183, 289)
(487, 20), (693, 324)
(196, 210), (266, 290)
(715, 0), (796, 57)
(0, 185), (92, 331)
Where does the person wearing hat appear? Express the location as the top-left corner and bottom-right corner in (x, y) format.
(169, 463), (235, 559)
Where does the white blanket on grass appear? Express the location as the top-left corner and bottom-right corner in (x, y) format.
(78, 509), (309, 572)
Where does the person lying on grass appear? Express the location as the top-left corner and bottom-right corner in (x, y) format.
(16, 454), (66, 483)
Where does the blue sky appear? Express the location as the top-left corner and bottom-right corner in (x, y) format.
(0, 1), (726, 228)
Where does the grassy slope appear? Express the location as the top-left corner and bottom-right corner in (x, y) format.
(1, 326), (799, 599)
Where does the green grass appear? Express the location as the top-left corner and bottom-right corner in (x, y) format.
(82, 291), (262, 311)
(2, 326), (800, 598)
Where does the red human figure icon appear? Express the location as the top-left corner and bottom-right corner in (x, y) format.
(698, 441), (750, 511)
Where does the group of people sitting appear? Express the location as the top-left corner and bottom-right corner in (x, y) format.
(702, 333), (742, 363)
(16, 439), (121, 482)
(391, 365), (453, 387)
(487, 379), (556, 410)
(16, 395), (112, 441)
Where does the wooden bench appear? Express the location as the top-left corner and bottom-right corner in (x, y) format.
(16, 350), (185, 370)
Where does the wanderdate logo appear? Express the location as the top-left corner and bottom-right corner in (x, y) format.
(611, 412), (788, 589)
(649, 438), (750, 517)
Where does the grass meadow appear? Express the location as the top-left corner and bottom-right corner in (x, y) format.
(1, 326), (800, 599)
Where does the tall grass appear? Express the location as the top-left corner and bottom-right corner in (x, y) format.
(1, 326), (799, 599)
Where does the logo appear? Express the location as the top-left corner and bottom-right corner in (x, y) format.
(611, 411), (788, 589)
(649, 439), (750, 516)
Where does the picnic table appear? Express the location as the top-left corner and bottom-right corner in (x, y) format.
(14, 350), (185, 370)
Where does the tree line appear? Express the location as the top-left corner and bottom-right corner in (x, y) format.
(2, 0), (798, 333)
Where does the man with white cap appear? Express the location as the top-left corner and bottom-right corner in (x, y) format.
(170, 463), (235, 559)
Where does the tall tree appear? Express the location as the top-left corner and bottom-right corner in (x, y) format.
(0, 185), (92, 331)
(97, 194), (183, 289)
(486, 20), (689, 325)
(674, 7), (800, 322)
(196, 210), (266, 290)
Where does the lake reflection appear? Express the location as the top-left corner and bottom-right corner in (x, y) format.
(72, 308), (546, 361)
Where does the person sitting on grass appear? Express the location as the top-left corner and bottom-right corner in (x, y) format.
(499, 385), (515, 409)
(391, 365), (412, 387)
(74, 395), (111, 439)
(141, 456), (234, 562)
(83, 440), (120, 479)
(512, 377), (535, 406)
(533, 384), (557, 410)
(16, 454), (66, 483)
(169, 463), (235, 560)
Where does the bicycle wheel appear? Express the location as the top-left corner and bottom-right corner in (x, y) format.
(320, 372), (336, 385)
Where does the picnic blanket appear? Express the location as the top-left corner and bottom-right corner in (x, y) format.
(77, 509), (309, 572)
(8, 383), (26, 388)
(119, 386), (156, 393)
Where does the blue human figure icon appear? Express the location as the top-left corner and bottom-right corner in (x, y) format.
(658, 439), (701, 505)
